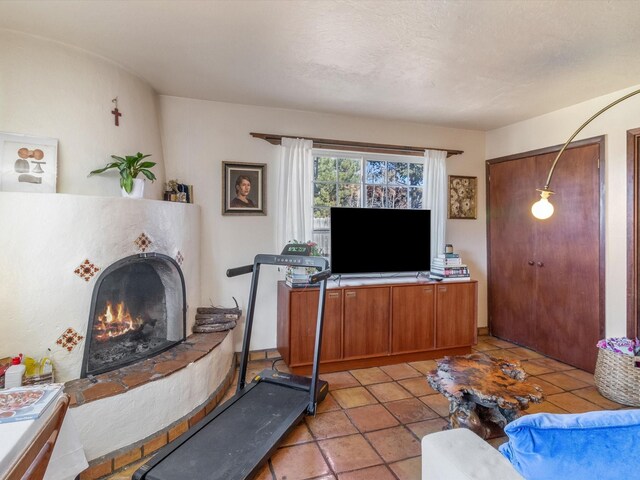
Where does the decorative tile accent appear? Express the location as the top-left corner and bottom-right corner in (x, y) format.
(56, 327), (84, 352)
(74, 259), (100, 282)
(175, 251), (184, 266)
(134, 232), (152, 252)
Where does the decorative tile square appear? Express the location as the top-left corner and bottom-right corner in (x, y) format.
(74, 259), (100, 282)
(56, 327), (84, 352)
(175, 251), (184, 265)
(134, 233), (153, 252)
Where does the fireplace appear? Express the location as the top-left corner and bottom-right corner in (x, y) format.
(81, 253), (186, 377)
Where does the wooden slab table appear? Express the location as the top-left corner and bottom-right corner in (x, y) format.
(427, 353), (544, 439)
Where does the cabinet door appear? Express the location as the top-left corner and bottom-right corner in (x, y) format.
(391, 285), (435, 353)
(343, 287), (390, 358)
(435, 282), (477, 348)
(289, 289), (342, 366)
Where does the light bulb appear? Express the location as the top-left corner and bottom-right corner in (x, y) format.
(531, 196), (554, 219)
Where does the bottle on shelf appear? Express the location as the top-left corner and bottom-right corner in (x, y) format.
(5, 354), (26, 388)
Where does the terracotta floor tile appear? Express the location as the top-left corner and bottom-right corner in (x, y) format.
(270, 443), (331, 480)
(345, 404), (399, 433)
(406, 418), (448, 438)
(525, 401), (569, 414)
(322, 371), (361, 390)
(546, 392), (604, 413)
(505, 347), (543, 359)
(318, 434), (383, 473)
(332, 387), (378, 409)
(317, 393), (341, 413)
(526, 376), (565, 395)
(419, 394), (451, 417)
(385, 398), (439, 424)
(365, 426), (421, 463)
(337, 465), (396, 480)
(306, 410), (358, 439)
(520, 361), (555, 376)
(572, 386), (624, 410)
(349, 367), (392, 385)
(388, 456), (422, 480)
(562, 368), (596, 386)
(491, 348), (529, 361)
(472, 341), (501, 352)
(527, 357), (575, 372)
(482, 337), (517, 349)
(538, 372), (591, 391)
(407, 359), (438, 375)
(398, 377), (435, 397)
(280, 422), (314, 446)
(380, 363), (421, 380)
(108, 458), (148, 480)
(367, 382), (412, 403)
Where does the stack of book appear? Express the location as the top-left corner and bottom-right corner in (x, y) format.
(429, 253), (471, 281)
(285, 269), (314, 288)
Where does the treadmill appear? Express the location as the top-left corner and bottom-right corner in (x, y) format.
(133, 249), (331, 480)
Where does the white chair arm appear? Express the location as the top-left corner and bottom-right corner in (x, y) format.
(421, 428), (524, 480)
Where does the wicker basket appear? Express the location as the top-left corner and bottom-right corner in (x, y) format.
(594, 348), (640, 406)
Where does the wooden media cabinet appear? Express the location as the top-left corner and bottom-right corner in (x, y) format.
(277, 279), (478, 374)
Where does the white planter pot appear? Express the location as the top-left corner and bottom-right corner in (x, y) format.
(121, 178), (145, 198)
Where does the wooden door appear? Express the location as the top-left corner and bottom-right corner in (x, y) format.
(534, 144), (603, 372)
(289, 288), (343, 366)
(343, 287), (390, 358)
(435, 282), (477, 348)
(391, 285), (435, 353)
(487, 139), (604, 372)
(487, 155), (538, 345)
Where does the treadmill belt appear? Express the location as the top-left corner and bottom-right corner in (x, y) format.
(144, 381), (310, 480)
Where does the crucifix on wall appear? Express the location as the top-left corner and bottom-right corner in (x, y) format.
(111, 97), (122, 126)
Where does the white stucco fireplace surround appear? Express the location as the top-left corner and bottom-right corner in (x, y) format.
(0, 192), (235, 464)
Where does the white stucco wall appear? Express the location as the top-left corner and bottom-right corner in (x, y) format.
(486, 84), (640, 337)
(159, 97), (488, 350)
(0, 193), (201, 382)
(0, 30), (165, 199)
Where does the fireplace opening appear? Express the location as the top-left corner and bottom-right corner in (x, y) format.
(81, 253), (186, 377)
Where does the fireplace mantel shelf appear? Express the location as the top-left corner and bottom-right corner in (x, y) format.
(65, 332), (228, 407)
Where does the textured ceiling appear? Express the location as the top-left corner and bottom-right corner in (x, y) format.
(1, 0), (639, 130)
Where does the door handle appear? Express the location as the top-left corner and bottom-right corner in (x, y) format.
(528, 260), (534, 266)
(537, 262), (544, 267)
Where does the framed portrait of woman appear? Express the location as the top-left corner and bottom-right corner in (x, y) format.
(222, 162), (266, 215)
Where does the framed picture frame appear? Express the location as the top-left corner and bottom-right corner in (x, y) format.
(222, 162), (266, 215)
(0, 132), (58, 193)
(448, 175), (477, 219)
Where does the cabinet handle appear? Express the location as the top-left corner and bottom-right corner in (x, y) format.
(438, 286), (447, 292)
(328, 292), (340, 298)
(537, 262), (544, 267)
(346, 291), (356, 297)
(424, 287), (433, 292)
(528, 260), (534, 266)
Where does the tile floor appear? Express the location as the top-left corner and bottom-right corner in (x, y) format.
(110, 336), (625, 479)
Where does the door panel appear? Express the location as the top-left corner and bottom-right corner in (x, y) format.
(391, 285), (435, 353)
(343, 287), (390, 358)
(488, 156), (537, 345)
(436, 283), (477, 348)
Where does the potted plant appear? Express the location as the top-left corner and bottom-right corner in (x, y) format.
(89, 152), (156, 198)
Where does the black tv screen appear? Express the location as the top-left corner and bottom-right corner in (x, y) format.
(330, 207), (431, 275)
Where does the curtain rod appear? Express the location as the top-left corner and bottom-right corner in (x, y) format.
(250, 132), (463, 158)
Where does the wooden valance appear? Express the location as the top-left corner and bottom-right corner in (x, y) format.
(250, 132), (463, 158)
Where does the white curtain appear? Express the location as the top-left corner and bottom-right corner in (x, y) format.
(423, 149), (448, 262)
(276, 137), (314, 250)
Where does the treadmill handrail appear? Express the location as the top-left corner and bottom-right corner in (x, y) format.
(226, 264), (254, 277)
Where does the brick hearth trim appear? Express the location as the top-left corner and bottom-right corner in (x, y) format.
(77, 347), (237, 480)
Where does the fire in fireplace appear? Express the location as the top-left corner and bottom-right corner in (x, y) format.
(81, 253), (186, 377)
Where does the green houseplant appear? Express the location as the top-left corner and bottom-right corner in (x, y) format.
(89, 152), (156, 196)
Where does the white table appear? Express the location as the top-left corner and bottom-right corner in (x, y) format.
(0, 391), (88, 480)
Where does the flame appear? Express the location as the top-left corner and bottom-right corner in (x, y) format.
(94, 301), (144, 342)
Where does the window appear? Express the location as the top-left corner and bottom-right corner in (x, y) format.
(312, 151), (425, 253)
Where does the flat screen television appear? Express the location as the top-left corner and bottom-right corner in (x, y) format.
(330, 207), (431, 275)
